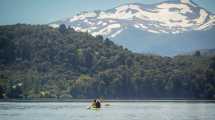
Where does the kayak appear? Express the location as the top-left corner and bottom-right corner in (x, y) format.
(87, 107), (100, 110)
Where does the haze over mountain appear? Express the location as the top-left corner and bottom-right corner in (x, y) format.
(50, 0), (215, 56)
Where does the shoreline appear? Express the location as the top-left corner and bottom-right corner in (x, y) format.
(1, 99), (215, 103)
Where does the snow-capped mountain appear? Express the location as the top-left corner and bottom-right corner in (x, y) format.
(50, 0), (215, 37)
(49, 0), (215, 56)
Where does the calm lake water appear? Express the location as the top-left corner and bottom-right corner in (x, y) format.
(0, 101), (215, 120)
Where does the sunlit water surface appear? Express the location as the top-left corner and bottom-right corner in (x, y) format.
(0, 102), (215, 120)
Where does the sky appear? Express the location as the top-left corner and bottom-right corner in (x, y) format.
(0, 0), (214, 25)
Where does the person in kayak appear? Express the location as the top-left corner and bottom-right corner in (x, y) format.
(88, 98), (101, 109)
(96, 99), (101, 108)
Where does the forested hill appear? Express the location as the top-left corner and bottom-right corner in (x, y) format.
(0, 24), (215, 99)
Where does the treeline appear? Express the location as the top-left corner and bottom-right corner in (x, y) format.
(0, 24), (215, 99)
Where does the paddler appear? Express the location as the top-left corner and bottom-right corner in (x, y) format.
(91, 99), (97, 108)
(95, 98), (101, 108)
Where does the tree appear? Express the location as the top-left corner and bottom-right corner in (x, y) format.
(0, 36), (15, 64)
(58, 24), (67, 33)
(209, 56), (215, 70)
(104, 38), (114, 46)
(7, 83), (23, 98)
(194, 50), (201, 57)
(0, 85), (4, 99)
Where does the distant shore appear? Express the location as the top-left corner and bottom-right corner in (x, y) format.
(1, 99), (215, 103)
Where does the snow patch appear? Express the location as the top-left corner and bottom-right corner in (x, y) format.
(115, 4), (141, 12)
(193, 9), (208, 25)
(180, 0), (196, 7)
(97, 21), (103, 25)
(134, 24), (140, 28)
(157, 3), (192, 14)
(110, 29), (123, 38)
(92, 24), (121, 36)
(147, 29), (160, 34)
(70, 12), (97, 22)
(49, 24), (59, 28)
(141, 25), (148, 29)
(102, 22), (107, 26)
(196, 16), (215, 30)
(109, 20), (115, 23)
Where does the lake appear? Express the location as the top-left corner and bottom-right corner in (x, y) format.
(0, 101), (215, 120)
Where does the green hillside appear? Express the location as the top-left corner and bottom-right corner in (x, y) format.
(0, 24), (215, 99)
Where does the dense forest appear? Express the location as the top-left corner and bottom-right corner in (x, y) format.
(0, 24), (215, 99)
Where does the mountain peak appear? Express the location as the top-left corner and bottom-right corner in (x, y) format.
(180, 0), (191, 2)
(178, 0), (197, 6)
(47, 0), (215, 56)
(50, 0), (215, 37)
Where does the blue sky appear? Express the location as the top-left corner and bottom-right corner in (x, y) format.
(0, 0), (214, 25)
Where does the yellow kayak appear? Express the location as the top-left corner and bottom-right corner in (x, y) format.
(87, 106), (100, 110)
